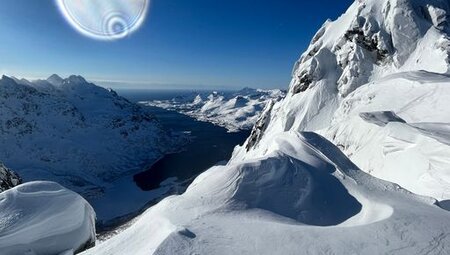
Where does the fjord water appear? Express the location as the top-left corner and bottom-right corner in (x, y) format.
(118, 89), (250, 191)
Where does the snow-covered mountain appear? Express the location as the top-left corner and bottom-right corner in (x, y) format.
(0, 163), (21, 192)
(79, 0), (450, 254)
(0, 75), (180, 208)
(142, 88), (286, 132)
(235, 0), (450, 201)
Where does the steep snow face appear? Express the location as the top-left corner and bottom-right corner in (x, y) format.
(0, 181), (96, 255)
(83, 132), (450, 255)
(142, 88), (285, 132)
(326, 71), (450, 200)
(0, 75), (175, 198)
(242, 0), (450, 142)
(236, 0), (450, 202)
(0, 163), (21, 192)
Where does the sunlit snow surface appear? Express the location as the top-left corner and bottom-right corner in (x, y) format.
(56, 0), (149, 40)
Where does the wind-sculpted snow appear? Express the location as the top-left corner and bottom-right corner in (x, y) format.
(326, 72), (450, 201)
(82, 132), (450, 254)
(0, 75), (181, 220)
(0, 181), (96, 255)
(142, 88), (285, 132)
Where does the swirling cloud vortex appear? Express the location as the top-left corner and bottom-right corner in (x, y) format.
(56, 0), (149, 40)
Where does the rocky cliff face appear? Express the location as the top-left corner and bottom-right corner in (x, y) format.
(0, 163), (21, 192)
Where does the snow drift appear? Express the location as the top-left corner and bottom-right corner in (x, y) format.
(83, 132), (450, 254)
(0, 181), (96, 255)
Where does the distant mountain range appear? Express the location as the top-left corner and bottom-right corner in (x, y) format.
(142, 88), (286, 132)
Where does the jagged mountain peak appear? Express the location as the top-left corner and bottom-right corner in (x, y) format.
(292, 0), (450, 97)
(238, 0), (450, 158)
(0, 75), (16, 83)
(65, 75), (87, 84)
(232, 0), (450, 205)
(47, 74), (64, 86)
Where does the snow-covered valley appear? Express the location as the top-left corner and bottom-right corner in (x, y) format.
(142, 88), (285, 132)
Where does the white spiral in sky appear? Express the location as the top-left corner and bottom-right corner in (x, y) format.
(56, 0), (149, 40)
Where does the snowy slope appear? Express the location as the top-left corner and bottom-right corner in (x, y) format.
(0, 163), (21, 192)
(0, 181), (96, 255)
(142, 88), (285, 132)
(0, 75), (182, 220)
(235, 0), (450, 202)
(326, 71), (450, 200)
(83, 132), (450, 255)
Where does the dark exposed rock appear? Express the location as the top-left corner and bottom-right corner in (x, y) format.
(292, 73), (314, 94)
(246, 101), (275, 151)
(344, 28), (389, 62)
(0, 163), (22, 192)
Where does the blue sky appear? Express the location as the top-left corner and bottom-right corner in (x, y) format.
(0, 0), (353, 89)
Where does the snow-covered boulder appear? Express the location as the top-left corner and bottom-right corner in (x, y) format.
(0, 163), (21, 192)
(0, 181), (96, 255)
(142, 88), (285, 132)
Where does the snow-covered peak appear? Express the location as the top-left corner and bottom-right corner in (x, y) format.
(241, 0), (450, 152)
(0, 75), (18, 86)
(47, 74), (64, 86)
(233, 0), (450, 203)
(293, 0), (450, 97)
(65, 75), (88, 85)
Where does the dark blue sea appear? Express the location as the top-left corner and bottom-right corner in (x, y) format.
(117, 89), (250, 191)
